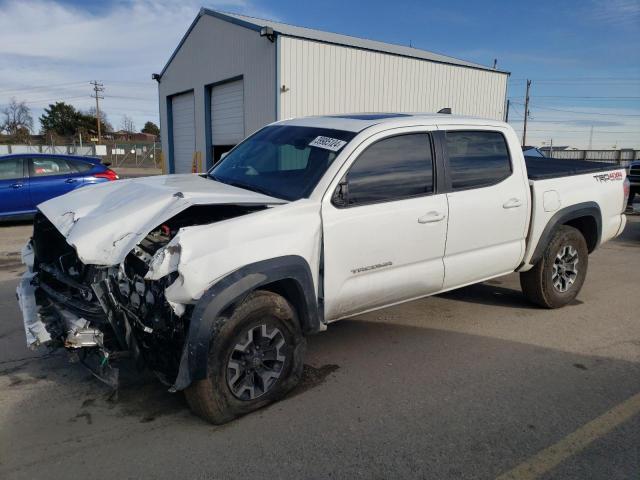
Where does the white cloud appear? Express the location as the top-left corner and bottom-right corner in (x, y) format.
(586, 0), (640, 28)
(0, 0), (277, 131)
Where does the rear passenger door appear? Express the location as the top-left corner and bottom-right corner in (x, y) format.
(322, 130), (448, 320)
(441, 128), (529, 289)
(28, 157), (84, 208)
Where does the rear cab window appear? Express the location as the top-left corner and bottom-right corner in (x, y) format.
(444, 131), (512, 190)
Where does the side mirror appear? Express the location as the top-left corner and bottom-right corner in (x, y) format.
(332, 179), (349, 208)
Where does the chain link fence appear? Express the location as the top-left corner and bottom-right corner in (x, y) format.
(0, 143), (162, 169)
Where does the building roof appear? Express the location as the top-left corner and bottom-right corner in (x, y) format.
(160, 8), (509, 76)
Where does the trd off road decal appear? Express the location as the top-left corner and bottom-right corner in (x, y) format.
(351, 261), (393, 275)
(594, 171), (624, 182)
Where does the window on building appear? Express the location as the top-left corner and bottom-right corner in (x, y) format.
(344, 134), (434, 206)
(445, 131), (512, 190)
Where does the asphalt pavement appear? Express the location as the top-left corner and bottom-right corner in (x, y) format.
(0, 215), (638, 480)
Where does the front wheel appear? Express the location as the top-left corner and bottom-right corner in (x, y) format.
(520, 225), (589, 308)
(185, 291), (306, 424)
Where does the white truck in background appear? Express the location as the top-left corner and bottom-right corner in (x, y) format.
(18, 113), (628, 423)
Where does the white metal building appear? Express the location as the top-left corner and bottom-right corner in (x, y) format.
(157, 8), (509, 173)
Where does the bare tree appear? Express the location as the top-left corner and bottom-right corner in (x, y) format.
(2, 97), (33, 135)
(121, 115), (135, 133)
(85, 106), (113, 133)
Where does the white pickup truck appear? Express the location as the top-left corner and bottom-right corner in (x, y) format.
(17, 113), (629, 423)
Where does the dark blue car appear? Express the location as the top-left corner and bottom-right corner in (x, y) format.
(0, 153), (119, 218)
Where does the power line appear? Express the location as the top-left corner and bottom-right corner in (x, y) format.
(510, 101), (640, 117)
(508, 96), (640, 100)
(510, 127), (639, 134)
(8, 95), (88, 105)
(508, 103), (523, 118)
(0, 81), (89, 95)
(514, 117), (638, 123)
(105, 94), (156, 101)
(509, 77), (640, 82)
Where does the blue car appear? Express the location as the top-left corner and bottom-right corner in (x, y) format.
(0, 153), (119, 219)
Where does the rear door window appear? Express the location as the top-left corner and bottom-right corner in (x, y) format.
(343, 133), (434, 206)
(30, 157), (75, 177)
(445, 131), (512, 190)
(0, 157), (24, 180)
(67, 159), (94, 173)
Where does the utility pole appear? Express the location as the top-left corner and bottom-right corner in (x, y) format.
(588, 126), (594, 150)
(505, 99), (510, 122)
(522, 79), (531, 146)
(90, 81), (104, 142)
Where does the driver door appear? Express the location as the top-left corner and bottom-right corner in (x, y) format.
(321, 130), (448, 321)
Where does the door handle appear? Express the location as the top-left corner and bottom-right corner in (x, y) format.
(65, 178), (78, 184)
(418, 211), (446, 224)
(10, 183), (23, 189)
(503, 198), (522, 209)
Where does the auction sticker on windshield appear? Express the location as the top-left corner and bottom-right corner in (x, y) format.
(309, 136), (348, 152)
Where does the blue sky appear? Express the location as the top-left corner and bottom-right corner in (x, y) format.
(1, 0), (638, 148)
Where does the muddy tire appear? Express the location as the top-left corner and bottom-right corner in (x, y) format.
(185, 290), (306, 424)
(520, 225), (589, 309)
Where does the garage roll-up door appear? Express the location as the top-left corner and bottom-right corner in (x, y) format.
(171, 91), (195, 173)
(211, 79), (245, 146)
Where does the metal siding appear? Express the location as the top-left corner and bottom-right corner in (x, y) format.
(159, 14), (275, 171)
(211, 79), (245, 145)
(171, 91), (195, 173)
(279, 37), (507, 121)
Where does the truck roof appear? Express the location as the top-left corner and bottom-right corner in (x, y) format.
(277, 113), (509, 132)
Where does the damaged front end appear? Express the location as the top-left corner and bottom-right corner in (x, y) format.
(18, 205), (266, 389)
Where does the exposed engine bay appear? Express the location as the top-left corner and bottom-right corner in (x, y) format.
(25, 205), (267, 388)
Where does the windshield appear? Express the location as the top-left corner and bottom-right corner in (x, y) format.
(208, 125), (356, 200)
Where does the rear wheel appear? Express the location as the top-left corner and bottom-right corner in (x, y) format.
(520, 225), (588, 308)
(185, 290), (306, 424)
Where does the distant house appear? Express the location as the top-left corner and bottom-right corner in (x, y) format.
(112, 131), (158, 142)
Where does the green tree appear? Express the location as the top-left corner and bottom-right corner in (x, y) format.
(141, 121), (160, 137)
(39, 102), (111, 138)
(39, 102), (80, 136)
(84, 107), (113, 133)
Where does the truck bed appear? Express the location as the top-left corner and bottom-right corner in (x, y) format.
(525, 157), (621, 180)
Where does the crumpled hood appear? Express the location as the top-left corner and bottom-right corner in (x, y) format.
(38, 174), (284, 266)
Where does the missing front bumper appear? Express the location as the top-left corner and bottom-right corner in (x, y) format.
(17, 270), (119, 388)
(17, 271), (51, 348)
